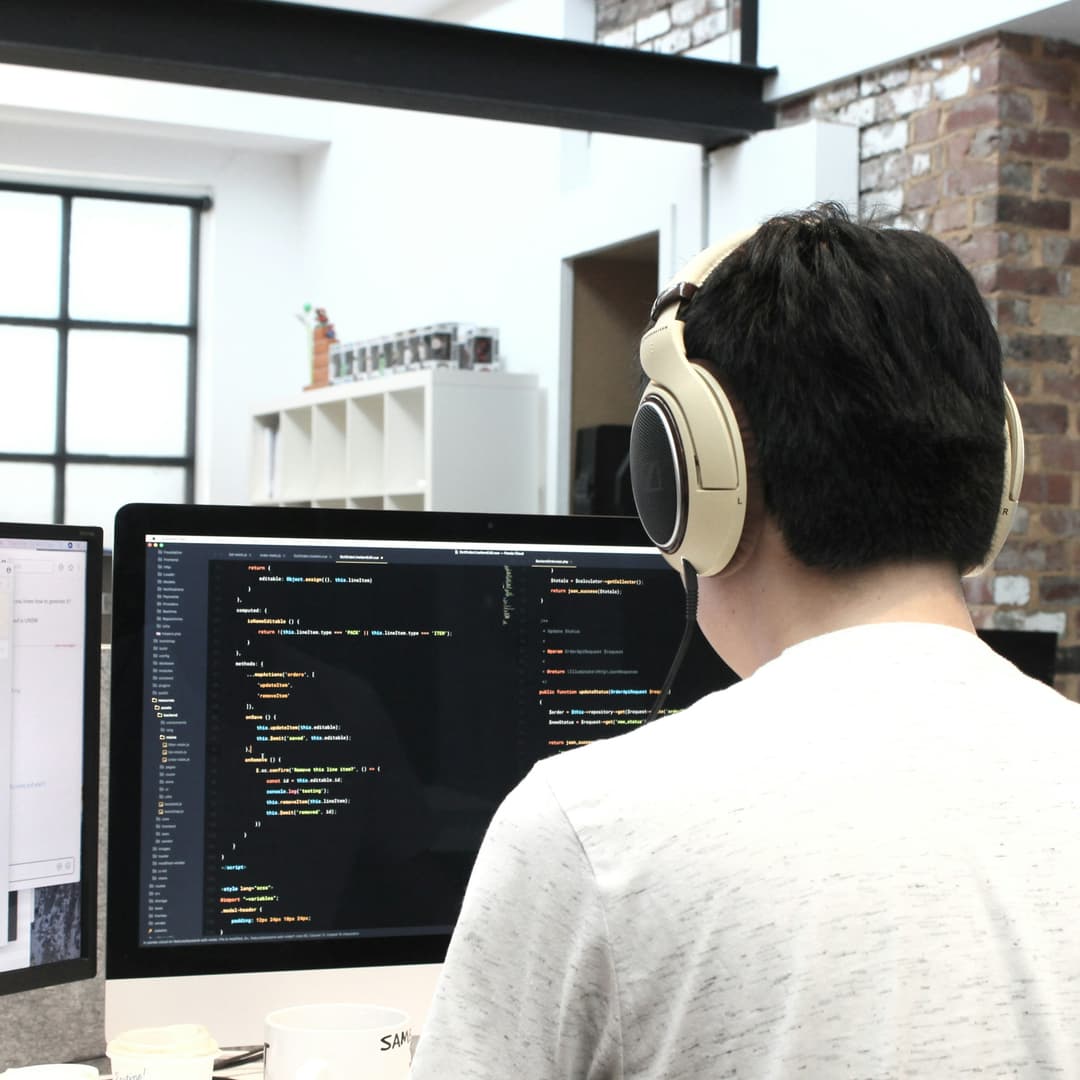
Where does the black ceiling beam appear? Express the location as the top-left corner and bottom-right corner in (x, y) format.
(0, 0), (774, 149)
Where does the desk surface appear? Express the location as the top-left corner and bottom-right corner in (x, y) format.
(75, 1050), (264, 1080)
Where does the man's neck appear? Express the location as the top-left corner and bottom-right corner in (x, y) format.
(695, 522), (976, 678)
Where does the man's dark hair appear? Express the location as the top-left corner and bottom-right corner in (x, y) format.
(682, 203), (1007, 573)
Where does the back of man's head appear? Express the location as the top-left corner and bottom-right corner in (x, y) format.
(682, 203), (1007, 575)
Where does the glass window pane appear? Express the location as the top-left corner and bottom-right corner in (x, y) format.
(65, 463), (186, 549)
(0, 462), (55, 523)
(66, 331), (189, 456)
(69, 198), (192, 324)
(0, 327), (58, 452)
(0, 191), (62, 318)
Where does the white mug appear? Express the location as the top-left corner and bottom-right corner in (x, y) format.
(264, 1003), (411, 1080)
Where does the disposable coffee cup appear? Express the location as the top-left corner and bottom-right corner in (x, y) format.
(264, 1003), (411, 1080)
(106, 1024), (218, 1080)
(2, 1067), (99, 1080)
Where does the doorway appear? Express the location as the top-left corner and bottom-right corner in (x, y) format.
(567, 232), (659, 512)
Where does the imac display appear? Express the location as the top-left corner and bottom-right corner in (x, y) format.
(0, 521), (102, 996)
(106, 504), (734, 1044)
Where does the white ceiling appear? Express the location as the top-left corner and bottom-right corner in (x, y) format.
(1001, 1), (1080, 43)
(275, 0), (449, 17)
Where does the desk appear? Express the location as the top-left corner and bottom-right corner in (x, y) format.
(73, 1050), (264, 1080)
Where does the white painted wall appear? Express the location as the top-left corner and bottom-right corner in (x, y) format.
(0, 0), (734, 518)
(761, 0), (1070, 101)
(440, 0), (572, 36)
(707, 120), (859, 238)
(0, 0), (584, 518)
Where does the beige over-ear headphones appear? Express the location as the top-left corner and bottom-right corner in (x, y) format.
(628, 230), (1025, 578)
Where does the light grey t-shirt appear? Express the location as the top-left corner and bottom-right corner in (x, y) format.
(409, 623), (1080, 1078)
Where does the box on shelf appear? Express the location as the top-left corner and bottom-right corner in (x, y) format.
(456, 325), (499, 371)
(317, 321), (502, 389)
(421, 324), (457, 368)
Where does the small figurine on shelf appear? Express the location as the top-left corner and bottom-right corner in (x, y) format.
(315, 307), (336, 338)
(304, 305), (338, 390)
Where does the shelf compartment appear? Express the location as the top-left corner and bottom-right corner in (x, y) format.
(385, 492), (425, 512)
(249, 413), (280, 502)
(383, 386), (426, 494)
(346, 394), (385, 495)
(276, 407), (314, 500)
(312, 401), (348, 498)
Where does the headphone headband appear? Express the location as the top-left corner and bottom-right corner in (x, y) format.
(967, 384), (1024, 576)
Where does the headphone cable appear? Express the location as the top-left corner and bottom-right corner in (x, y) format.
(647, 559), (699, 722)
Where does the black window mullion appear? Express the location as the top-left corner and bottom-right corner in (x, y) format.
(184, 203), (201, 504)
(0, 179), (210, 212)
(1, 180), (205, 523)
(0, 451), (189, 467)
(55, 193), (72, 524)
(0, 315), (195, 335)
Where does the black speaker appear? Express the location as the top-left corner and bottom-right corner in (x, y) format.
(573, 425), (634, 515)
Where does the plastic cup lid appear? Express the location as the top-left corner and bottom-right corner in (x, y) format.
(107, 1025), (219, 1059)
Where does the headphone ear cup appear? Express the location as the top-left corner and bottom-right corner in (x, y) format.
(632, 230), (758, 577)
(630, 369), (751, 577)
(630, 394), (687, 555)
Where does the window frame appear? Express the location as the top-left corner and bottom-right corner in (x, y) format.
(0, 180), (210, 523)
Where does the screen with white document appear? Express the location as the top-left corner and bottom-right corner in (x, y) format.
(0, 521), (102, 995)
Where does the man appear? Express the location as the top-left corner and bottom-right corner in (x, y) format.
(409, 205), (1080, 1077)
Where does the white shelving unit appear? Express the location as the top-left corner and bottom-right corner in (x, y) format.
(250, 369), (541, 513)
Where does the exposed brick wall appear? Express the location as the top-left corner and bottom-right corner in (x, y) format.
(599, 7), (1080, 700)
(778, 34), (1080, 700)
(595, 0), (736, 53)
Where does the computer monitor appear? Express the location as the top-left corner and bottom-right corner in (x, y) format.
(106, 503), (735, 1046)
(0, 521), (102, 996)
(976, 628), (1058, 687)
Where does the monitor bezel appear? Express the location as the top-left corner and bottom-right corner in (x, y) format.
(106, 501), (656, 982)
(0, 519), (102, 997)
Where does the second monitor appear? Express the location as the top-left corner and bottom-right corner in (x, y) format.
(0, 521), (101, 1002)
